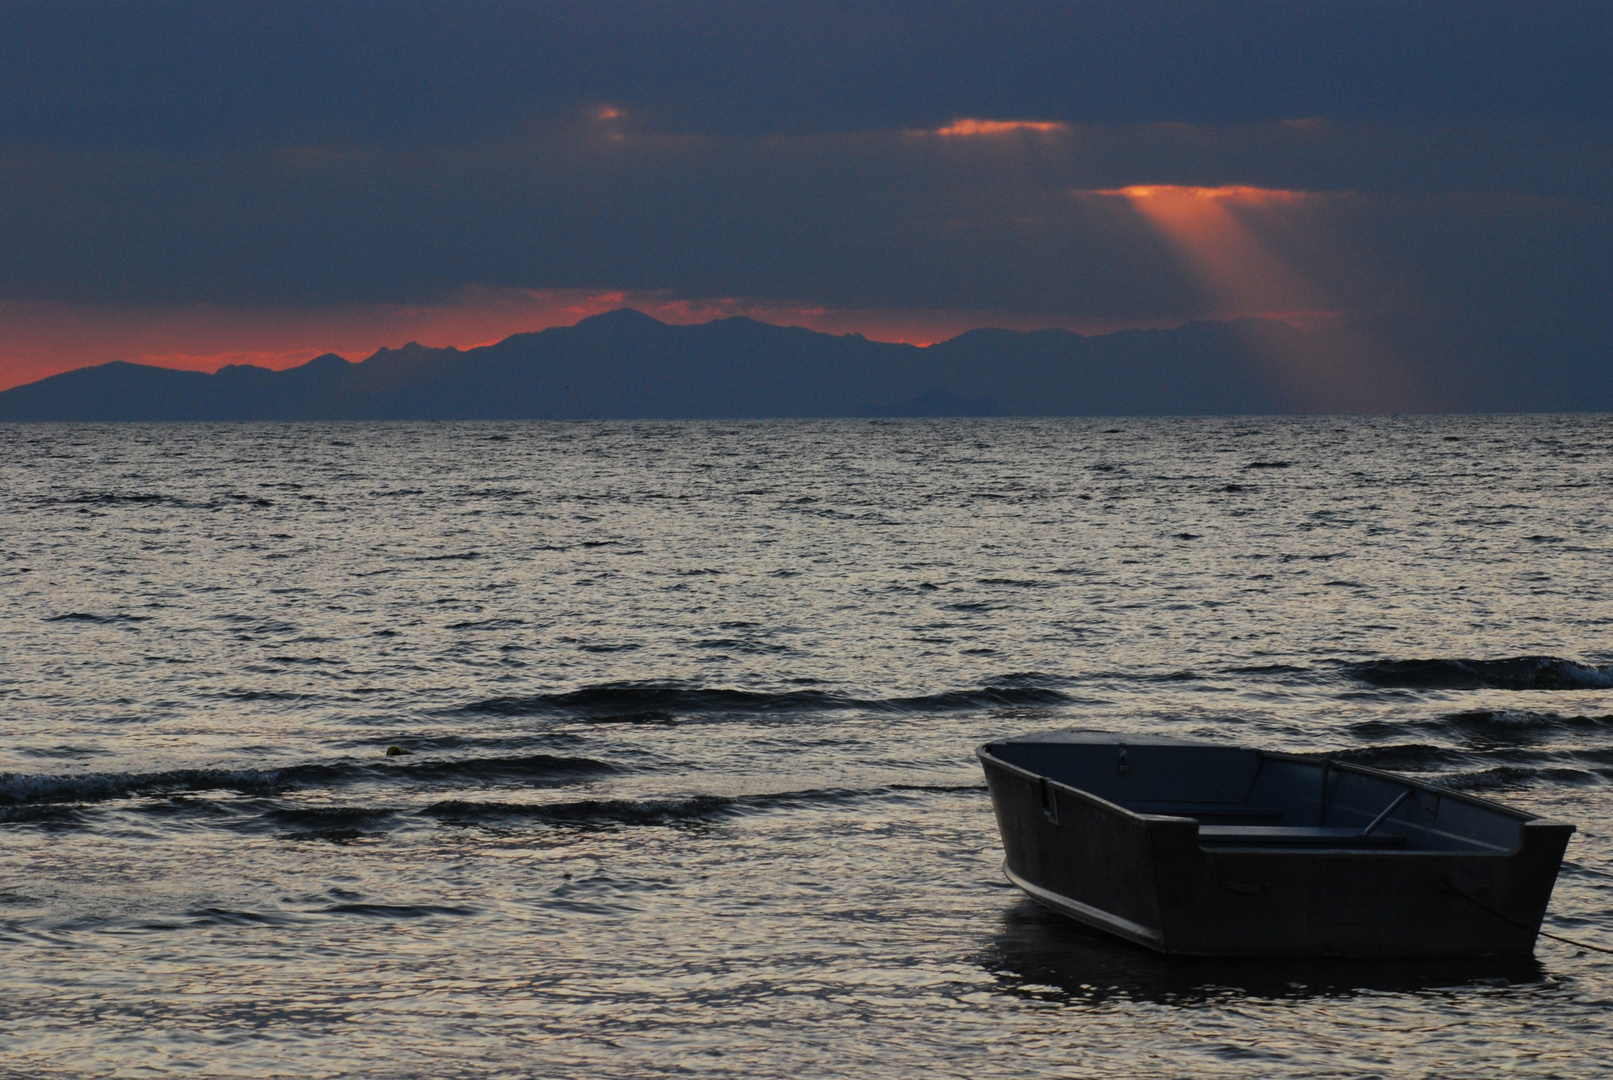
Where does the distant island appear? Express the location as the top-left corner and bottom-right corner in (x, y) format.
(0, 309), (1357, 420)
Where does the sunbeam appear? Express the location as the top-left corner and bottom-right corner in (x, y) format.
(1093, 185), (1420, 412)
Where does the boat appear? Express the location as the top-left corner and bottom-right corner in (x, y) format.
(978, 729), (1575, 957)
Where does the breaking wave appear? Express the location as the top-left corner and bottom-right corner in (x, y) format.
(1350, 710), (1613, 743)
(0, 753), (615, 807)
(1344, 657), (1613, 691)
(420, 783), (961, 828)
(1439, 765), (1598, 792)
(1327, 744), (1470, 770)
(424, 794), (738, 827)
(459, 679), (1070, 718)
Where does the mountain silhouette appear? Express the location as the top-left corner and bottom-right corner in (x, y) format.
(0, 309), (1316, 420)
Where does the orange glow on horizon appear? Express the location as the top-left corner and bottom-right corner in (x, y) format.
(0, 291), (1158, 392)
(933, 119), (1066, 137)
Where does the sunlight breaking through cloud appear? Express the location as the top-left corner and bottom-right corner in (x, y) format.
(1086, 184), (1420, 411)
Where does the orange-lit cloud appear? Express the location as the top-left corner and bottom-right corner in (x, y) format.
(0, 290), (1139, 392)
(933, 119), (1067, 137)
(1102, 185), (1305, 206)
(1088, 184), (1420, 410)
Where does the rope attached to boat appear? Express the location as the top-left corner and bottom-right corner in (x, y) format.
(1440, 878), (1613, 956)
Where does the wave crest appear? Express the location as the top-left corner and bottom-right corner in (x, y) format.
(460, 679), (1069, 718)
(1345, 657), (1613, 691)
(0, 753), (615, 807)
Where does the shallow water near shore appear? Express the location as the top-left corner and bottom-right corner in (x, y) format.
(2, 415), (1611, 1078)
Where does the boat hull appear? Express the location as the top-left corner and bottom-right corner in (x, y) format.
(981, 743), (1573, 958)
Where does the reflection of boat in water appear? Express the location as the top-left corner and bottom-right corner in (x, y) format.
(981, 899), (1548, 1006)
(978, 730), (1574, 958)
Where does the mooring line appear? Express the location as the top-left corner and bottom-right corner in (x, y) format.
(1440, 877), (1613, 956)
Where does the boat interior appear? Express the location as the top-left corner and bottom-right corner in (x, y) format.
(983, 732), (1528, 853)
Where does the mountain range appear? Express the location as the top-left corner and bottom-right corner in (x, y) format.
(0, 308), (1483, 420)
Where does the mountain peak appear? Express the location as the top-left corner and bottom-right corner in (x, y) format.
(574, 308), (668, 330)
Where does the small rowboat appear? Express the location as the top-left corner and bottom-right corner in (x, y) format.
(978, 729), (1574, 957)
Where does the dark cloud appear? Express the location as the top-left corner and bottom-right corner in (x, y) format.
(3, 119), (1605, 311)
(3, 1), (1609, 150)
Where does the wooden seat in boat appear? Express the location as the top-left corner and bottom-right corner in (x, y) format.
(1198, 825), (1407, 848)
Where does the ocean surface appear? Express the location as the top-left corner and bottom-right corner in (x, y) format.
(2, 416), (1611, 1079)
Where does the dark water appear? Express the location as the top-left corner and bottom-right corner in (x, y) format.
(2, 416), (1611, 1078)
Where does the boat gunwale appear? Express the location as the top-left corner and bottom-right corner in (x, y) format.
(975, 740), (1572, 859)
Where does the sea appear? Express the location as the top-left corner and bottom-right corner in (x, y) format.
(2, 416), (1611, 1079)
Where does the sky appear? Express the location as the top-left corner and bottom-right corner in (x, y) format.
(1, 1), (1609, 407)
